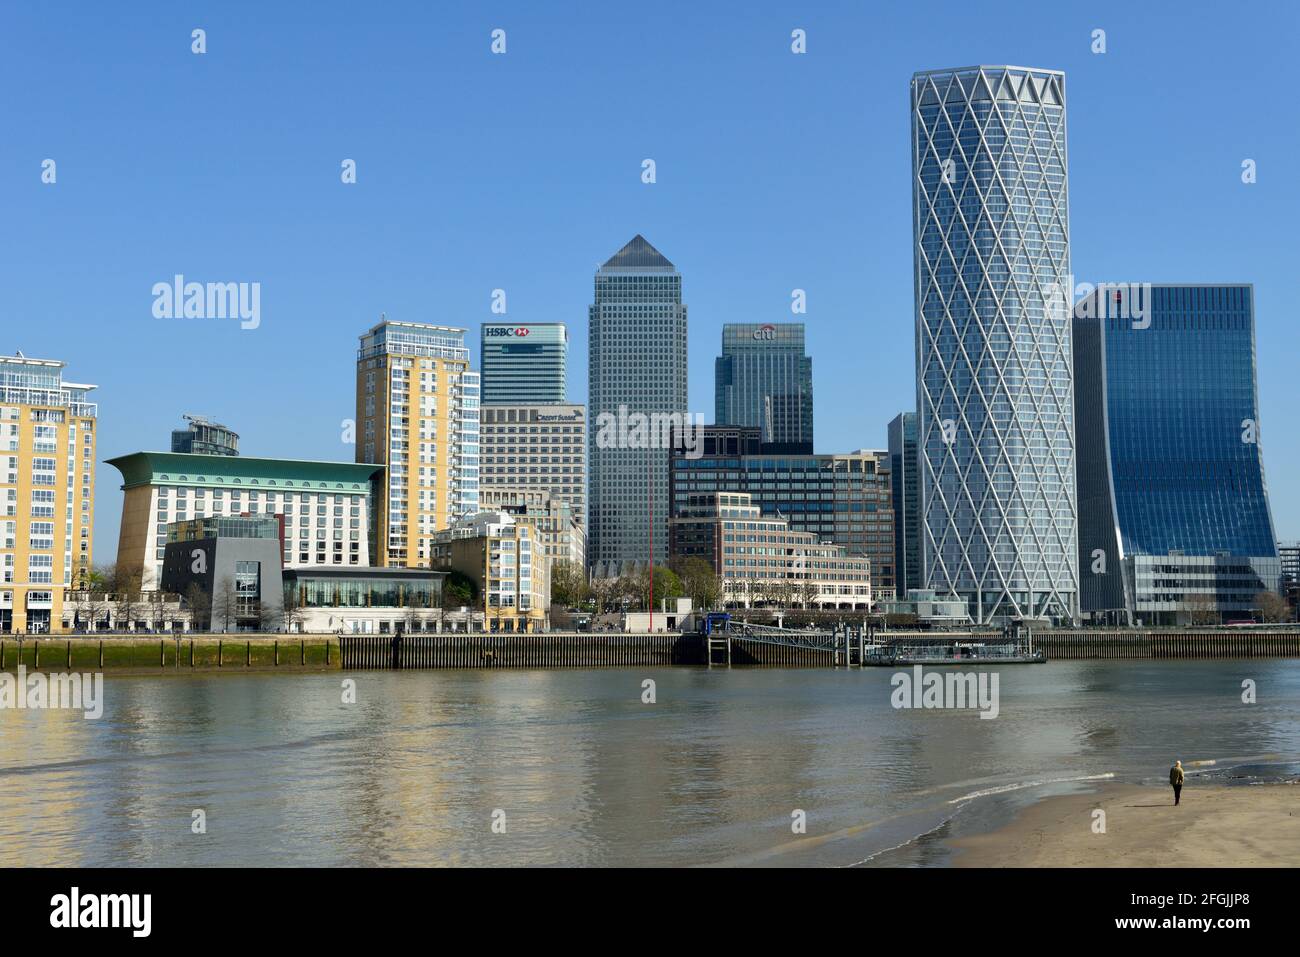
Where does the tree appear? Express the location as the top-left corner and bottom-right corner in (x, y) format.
(550, 559), (589, 608)
(588, 575), (616, 614)
(632, 565), (682, 611)
(183, 582), (212, 632)
(1185, 594), (1219, 626)
(671, 556), (721, 611)
(1254, 590), (1291, 624)
(798, 580), (821, 611)
(212, 578), (238, 633)
(767, 579), (795, 610)
(441, 570), (477, 609)
(110, 565), (145, 633)
(281, 585), (306, 633)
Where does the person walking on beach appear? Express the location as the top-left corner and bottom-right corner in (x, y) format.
(1170, 760), (1184, 806)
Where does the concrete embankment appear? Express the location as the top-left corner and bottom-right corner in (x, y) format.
(0, 634), (341, 674)
(3, 628), (1298, 674)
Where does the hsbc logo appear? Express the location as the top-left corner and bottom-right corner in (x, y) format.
(485, 326), (531, 338)
(752, 324), (777, 340)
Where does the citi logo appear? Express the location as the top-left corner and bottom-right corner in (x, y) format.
(752, 323), (776, 340)
(485, 326), (530, 337)
(50, 887), (152, 937)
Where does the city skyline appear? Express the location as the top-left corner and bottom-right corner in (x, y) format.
(3, 1), (1296, 562)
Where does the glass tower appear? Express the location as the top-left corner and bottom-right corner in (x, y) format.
(587, 235), (688, 573)
(911, 66), (1077, 623)
(1074, 284), (1280, 624)
(887, 412), (920, 595)
(714, 323), (813, 449)
(480, 322), (567, 404)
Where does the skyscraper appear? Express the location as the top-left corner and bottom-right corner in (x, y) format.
(587, 235), (688, 573)
(356, 320), (480, 567)
(911, 66), (1077, 624)
(0, 353), (97, 634)
(479, 322), (568, 404)
(714, 323), (813, 449)
(1074, 284), (1280, 625)
(887, 412), (920, 595)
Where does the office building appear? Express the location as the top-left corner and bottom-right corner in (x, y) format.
(356, 320), (481, 566)
(912, 66), (1077, 623)
(669, 492), (872, 610)
(479, 403), (585, 526)
(171, 415), (239, 456)
(669, 427), (895, 598)
(1074, 284), (1280, 625)
(281, 566), (476, 634)
(887, 412), (920, 595)
(714, 323), (813, 448)
(160, 514), (285, 631)
(1280, 542), (1300, 587)
(0, 352), (97, 634)
(587, 235), (688, 572)
(480, 323), (567, 404)
(479, 486), (585, 570)
(107, 451), (381, 590)
(431, 510), (549, 632)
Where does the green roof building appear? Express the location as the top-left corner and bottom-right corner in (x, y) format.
(106, 451), (384, 590)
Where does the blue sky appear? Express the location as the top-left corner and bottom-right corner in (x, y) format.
(2, 0), (1297, 556)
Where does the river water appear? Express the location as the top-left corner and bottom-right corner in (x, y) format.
(2, 660), (1297, 866)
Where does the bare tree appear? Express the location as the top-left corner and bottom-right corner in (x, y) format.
(111, 565), (145, 633)
(212, 579), (238, 633)
(1185, 594), (1219, 626)
(1254, 590), (1291, 624)
(184, 582), (212, 632)
(281, 584), (306, 633)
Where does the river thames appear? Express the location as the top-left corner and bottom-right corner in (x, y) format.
(2, 659), (1297, 866)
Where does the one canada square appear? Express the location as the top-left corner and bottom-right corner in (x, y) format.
(587, 235), (688, 573)
(911, 66), (1077, 624)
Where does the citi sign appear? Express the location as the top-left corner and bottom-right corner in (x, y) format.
(752, 324), (777, 340)
(485, 326), (531, 338)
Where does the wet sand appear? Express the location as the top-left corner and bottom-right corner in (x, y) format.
(951, 783), (1300, 867)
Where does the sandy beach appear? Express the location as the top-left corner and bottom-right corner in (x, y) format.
(951, 783), (1300, 867)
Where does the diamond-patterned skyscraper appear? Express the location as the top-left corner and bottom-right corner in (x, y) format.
(910, 66), (1078, 624)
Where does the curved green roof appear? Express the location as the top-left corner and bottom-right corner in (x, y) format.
(106, 451), (383, 492)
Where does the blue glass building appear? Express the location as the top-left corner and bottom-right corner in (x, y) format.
(480, 322), (567, 405)
(911, 66), (1077, 623)
(714, 323), (813, 449)
(887, 412), (920, 595)
(1073, 284), (1281, 625)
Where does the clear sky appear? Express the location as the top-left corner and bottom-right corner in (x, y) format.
(2, 0), (1297, 558)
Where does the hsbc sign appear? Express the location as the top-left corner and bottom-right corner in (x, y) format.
(485, 326), (532, 338)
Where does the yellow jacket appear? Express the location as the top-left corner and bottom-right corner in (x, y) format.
(1170, 766), (1184, 786)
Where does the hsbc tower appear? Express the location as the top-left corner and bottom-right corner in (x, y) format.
(479, 322), (568, 405)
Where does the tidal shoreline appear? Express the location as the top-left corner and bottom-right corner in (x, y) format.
(949, 781), (1300, 867)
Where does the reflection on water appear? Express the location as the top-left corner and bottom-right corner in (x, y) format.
(1, 660), (1297, 866)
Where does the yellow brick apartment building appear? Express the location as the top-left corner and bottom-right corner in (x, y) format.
(356, 320), (481, 568)
(1, 353), (97, 634)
